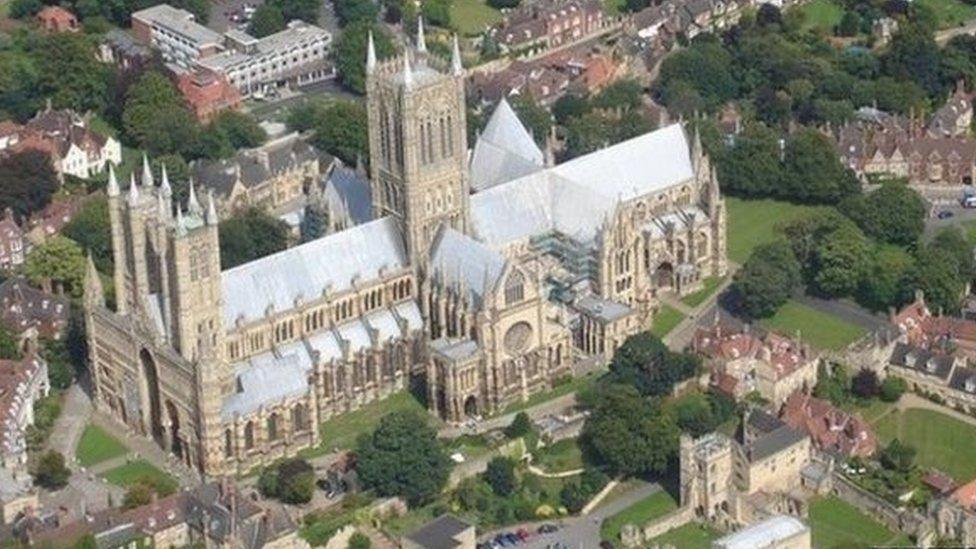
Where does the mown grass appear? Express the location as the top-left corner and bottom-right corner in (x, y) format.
(874, 408), (976, 482)
(761, 300), (866, 351)
(76, 424), (128, 467)
(651, 304), (684, 338)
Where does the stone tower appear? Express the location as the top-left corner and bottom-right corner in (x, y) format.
(365, 21), (470, 265)
(106, 158), (229, 472)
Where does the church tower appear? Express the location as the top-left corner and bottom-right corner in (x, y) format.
(366, 21), (470, 265)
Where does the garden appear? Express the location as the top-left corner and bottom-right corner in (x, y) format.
(808, 496), (912, 548)
(874, 407), (976, 482)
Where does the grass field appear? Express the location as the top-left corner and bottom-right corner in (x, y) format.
(651, 304), (684, 338)
(450, 0), (502, 36)
(808, 496), (912, 548)
(308, 391), (431, 455)
(725, 197), (827, 264)
(761, 300), (866, 351)
(799, 0), (844, 32)
(681, 276), (724, 308)
(875, 408), (976, 481)
(535, 439), (583, 473)
(102, 459), (178, 492)
(600, 491), (678, 545)
(76, 425), (128, 467)
(918, 0), (976, 28)
(649, 522), (721, 549)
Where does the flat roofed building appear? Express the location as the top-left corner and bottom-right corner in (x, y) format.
(402, 514), (475, 549)
(713, 515), (811, 549)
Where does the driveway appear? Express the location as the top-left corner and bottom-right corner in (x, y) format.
(480, 481), (663, 549)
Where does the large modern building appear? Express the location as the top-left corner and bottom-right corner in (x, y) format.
(131, 4), (332, 98)
(83, 24), (727, 475)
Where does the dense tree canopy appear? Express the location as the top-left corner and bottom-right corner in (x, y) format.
(0, 149), (59, 221)
(292, 99), (369, 164)
(730, 239), (802, 319)
(357, 411), (451, 505)
(62, 196), (112, 274)
(122, 71), (199, 157)
(24, 236), (87, 298)
(218, 209), (291, 269)
(839, 183), (926, 247)
(607, 331), (701, 397)
(335, 21), (396, 94)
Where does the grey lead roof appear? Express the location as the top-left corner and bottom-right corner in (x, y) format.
(222, 353), (308, 419)
(404, 514), (473, 549)
(323, 161), (373, 226)
(430, 228), (507, 306)
(221, 217), (407, 325)
(470, 123), (694, 248)
(574, 295), (633, 322)
(470, 98), (545, 192)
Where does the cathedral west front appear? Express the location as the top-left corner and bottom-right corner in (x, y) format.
(83, 23), (727, 476)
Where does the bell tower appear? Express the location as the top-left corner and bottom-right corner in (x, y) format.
(366, 21), (470, 265)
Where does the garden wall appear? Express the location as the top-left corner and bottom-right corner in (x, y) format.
(831, 472), (928, 538)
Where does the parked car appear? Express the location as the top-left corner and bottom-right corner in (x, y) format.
(538, 524), (559, 534)
(516, 528), (531, 540)
(494, 534), (511, 547)
(938, 210), (955, 219)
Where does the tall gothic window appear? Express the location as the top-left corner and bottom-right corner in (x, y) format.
(505, 271), (525, 305)
(244, 421), (255, 450)
(440, 117), (448, 158)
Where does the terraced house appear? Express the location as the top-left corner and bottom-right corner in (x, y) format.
(83, 24), (727, 475)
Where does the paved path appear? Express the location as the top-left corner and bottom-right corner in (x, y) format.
(895, 392), (976, 429)
(46, 382), (92, 461)
(89, 411), (200, 488)
(662, 271), (736, 351)
(936, 19), (976, 45)
(480, 481), (663, 549)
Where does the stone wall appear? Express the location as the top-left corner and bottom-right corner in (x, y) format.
(619, 505), (696, 547)
(831, 472), (929, 539)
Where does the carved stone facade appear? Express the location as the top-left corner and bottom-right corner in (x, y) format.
(84, 22), (727, 476)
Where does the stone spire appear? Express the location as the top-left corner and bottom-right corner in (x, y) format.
(160, 163), (172, 196)
(175, 204), (186, 235)
(187, 178), (202, 215)
(451, 34), (463, 75)
(127, 172), (139, 205)
(141, 153), (153, 187)
(417, 17), (427, 53)
(83, 252), (104, 307)
(366, 31), (376, 74)
(206, 190), (219, 226)
(157, 189), (168, 218)
(106, 163), (119, 197)
(403, 53), (413, 88)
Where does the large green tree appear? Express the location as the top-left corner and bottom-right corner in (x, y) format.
(218, 209), (290, 269)
(607, 331), (701, 397)
(335, 21), (396, 94)
(781, 129), (859, 204)
(36, 33), (110, 114)
(24, 236), (87, 298)
(0, 149), (59, 221)
(811, 222), (872, 298)
(715, 123), (784, 198)
(300, 100), (369, 164)
(62, 196), (113, 274)
(730, 239), (802, 319)
(248, 4), (287, 37)
(839, 183), (926, 247)
(122, 71), (199, 157)
(356, 411), (451, 505)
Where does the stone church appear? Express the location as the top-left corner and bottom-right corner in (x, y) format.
(83, 22), (727, 475)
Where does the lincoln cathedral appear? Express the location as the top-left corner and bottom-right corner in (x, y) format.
(83, 23), (728, 475)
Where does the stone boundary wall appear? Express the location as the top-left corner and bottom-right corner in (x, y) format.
(640, 505), (695, 540)
(831, 472), (928, 538)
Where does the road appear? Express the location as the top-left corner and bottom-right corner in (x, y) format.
(936, 19), (976, 45)
(480, 481), (663, 549)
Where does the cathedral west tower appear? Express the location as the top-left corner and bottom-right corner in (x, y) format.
(365, 21), (470, 265)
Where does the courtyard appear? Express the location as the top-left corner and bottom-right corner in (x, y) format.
(874, 407), (976, 482)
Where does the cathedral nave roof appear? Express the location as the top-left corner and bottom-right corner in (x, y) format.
(470, 98), (545, 192)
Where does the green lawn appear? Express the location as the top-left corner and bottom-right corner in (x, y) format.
(760, 300), (866, 351)
(651, 304), (684, 338)
(76, 424), (128, 467)
(534, 439), (583, 473)
(450, 0), (502, 36)
(499, 371), (599, 416)
(844, 398), (896, 424)
(726, 197), (828, 264)
(681, 276), (724, 308)
(650, 522), (721, 549)
(798, 0), (843, 33)
(918, 0), (976, 28)
(305, 391), (431, 455)
(102, 459), (178, 492)
(808, 496), (911, 548)
(874, 408), (976, 481)
(600, 491), (678, 545)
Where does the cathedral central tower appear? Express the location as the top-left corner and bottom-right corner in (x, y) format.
(365, 22), (470, 265)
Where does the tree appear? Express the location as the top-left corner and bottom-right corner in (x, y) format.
(484, 456), (517, 496)
(811, 223), (871, 298)
(36, 33), (110, 113)
(559, 482), (587, 513)
(608, 331), (701, 397)
(839, 183), (925, 247)
(838, 11), (861, 36)
(218, 209), (291, 269)
(305, 100), (369, 164)
(0, 149), (59, 221)
(880, 377), (907, 402)
(880, 438), (916, 473)
(40, 338), (74, 390)
(488, 0), (519, 8)
(858, 245), (914, 312)
(24, 236), (87, 298)
(730, 240), (802, 319)
(552, 93), (589, 125)
(300, 198), (329, 243)
(348, 532), (372, 549)
(357, 411), (451, 505)
(657, 39), (737, 112)
(0, 327), (20, 361)
(715, 123), (784, 198)
(910, 246), (967, 314)
(782, 129), (859, 204)
(335, 0), (380, 25)
(591, 79), (644, 112)
(578, 383), (679, 477)
(209, 110), (267, 150)
(123, 481), (154, 509)
(504, 411), (533, 439)
(335, 21), (396, 94)
(422, 0), (451, 27)
(813, 363), (851, 407)
(882, 23), (945, 98)
(122, 71), (200, 157)
(33, 450), (70, 489)
(673, 393), (716, 437)
(249, 4), (287, 37)
(63, 197), (112, 274)
(257, 458), (315, 503)
(851, 369), (880, 398)
(930, 227), (974, 280)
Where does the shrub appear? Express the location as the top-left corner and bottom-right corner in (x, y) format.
(33, 450), (70, 489)
(880, 377), (907, 402)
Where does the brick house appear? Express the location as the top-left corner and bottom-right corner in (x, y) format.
(490, 0), (607, 55)
(176, 68), (242, 123)
(35, 6), (79, 33)
(780, 391), (877, 458)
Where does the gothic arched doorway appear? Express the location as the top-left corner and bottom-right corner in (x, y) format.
(463, 395), (478, 418)
(654, 262), (674, 289)
(140, 349), (164, 444)
(165, 400), (182, 459)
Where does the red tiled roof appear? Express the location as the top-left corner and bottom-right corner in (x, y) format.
(780, 391), (877, 458)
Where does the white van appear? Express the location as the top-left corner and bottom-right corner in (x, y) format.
(963, 195), (976, 208)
